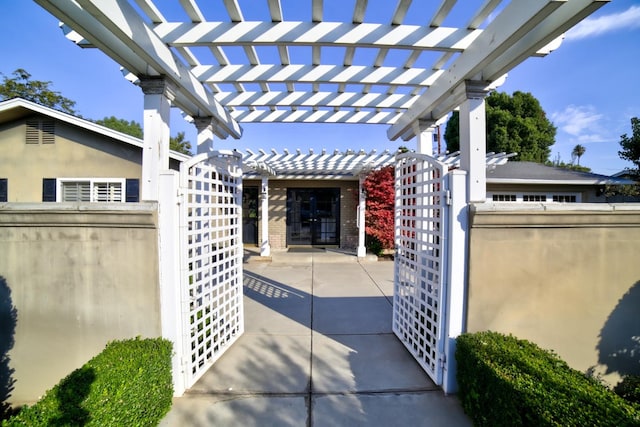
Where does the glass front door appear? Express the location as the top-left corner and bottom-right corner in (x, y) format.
(286, 188), (340, 246)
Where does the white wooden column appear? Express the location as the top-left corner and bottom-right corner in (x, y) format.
(357, 174), (367, 258)
(140, 77), (175, 201)
(413, 119), (436, 155)
(194, 117), (215, 154)
(442, 169), (468, 394)
(459, 81), (489, 203)
(260, 175), (271, 257)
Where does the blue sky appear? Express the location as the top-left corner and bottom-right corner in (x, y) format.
(1, 0), (639, 175)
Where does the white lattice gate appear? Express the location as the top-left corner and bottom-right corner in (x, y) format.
(178, 151), (244, 389)
(393, 152), (450, 385)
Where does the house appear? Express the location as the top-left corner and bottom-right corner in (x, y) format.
(2, 98), (634, 250)
(0, 98), (188, 203)
(485, 161), (634, 203)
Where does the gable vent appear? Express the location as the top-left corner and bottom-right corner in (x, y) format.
(41, 120), (55, 144)
(25, 119), (55, 144)
(26, 120), (40, 144)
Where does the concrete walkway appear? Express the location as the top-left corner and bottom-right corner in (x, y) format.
(160, 250), (471, 427)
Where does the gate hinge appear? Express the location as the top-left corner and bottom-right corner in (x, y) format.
(177, 189), (185, 205)
(439, 352), (447, 368)
(445, 190), (452, 206)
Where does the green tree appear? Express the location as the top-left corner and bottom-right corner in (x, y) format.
(95, 116), (143, 138)
(0, 69), (77, 114)
(571, 144), (586, 165)
(444, 91), (556, 163)
(170, 131), (192, 155)
(619, 117), (640, 176)
(95, 117), (192, 155)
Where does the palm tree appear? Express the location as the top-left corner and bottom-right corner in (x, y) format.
(572, 144), (586, 165)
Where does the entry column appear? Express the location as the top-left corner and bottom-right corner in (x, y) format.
(140, 77), (175, 201)
(459, 81), (489, 203)
(412, 119), (436, 155)
(357, 174), (366, 258)
(194, 117), (216, 154)
(260, 175), (271, 257)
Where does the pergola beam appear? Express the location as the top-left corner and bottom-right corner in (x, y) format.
(154, 22), (481, 52)
(388, 0), (608, 141)
(217, 90), (417, 109)
(193, 64), (443, 87)
(231, 108), (399, 125)
(36, 0), (242, 139)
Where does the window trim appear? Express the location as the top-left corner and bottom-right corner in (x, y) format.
(56, 178), (126, 203)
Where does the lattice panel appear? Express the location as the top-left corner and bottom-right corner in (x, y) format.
(180, 152), (244, 388)
(393, 152), (448, 385)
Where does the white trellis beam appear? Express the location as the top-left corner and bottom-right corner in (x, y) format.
(154, 22), (481, 52)
(36, 0), (242, 139)
(193, 64), (443, 87)
(388, 0), (608, 141)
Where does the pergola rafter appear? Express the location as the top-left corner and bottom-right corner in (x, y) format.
(35, 0), (607, 134)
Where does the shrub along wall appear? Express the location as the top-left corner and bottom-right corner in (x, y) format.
(2, 338), (173, 427)
(456, 331), (640, 427)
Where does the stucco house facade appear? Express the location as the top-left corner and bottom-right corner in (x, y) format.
(0, 98), (187, 204)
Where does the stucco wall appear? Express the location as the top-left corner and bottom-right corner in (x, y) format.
(0, 203), (162, 405)
(0, 115), (143, 202)
(467, 203), (640, 386)
(245, 179), (359, 250)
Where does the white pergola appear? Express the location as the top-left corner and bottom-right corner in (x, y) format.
(239, 147), (513, 256)
(35, 0), (607, 202)
(32, 0), (607, 395)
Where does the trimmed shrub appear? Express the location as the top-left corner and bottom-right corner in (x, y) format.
(3, 337), (173, 427)
(615, 375), (640, 405)
(456, 331), (640, 427)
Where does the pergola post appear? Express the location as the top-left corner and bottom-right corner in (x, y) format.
(459, 81), (489, 203)
(357, 173), (367, 258)
(194, 117), (215, 154)
(413, 119), (436, 155)
(260, 175), (271, 257)
(140, 77), (175, 201)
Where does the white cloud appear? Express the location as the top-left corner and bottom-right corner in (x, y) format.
(566, 5), (640, 41)
(551, 105), (613, 143)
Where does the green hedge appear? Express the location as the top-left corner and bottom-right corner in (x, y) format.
(3, 337), (173, 427)
(456, 331), (640, 427)
(615, 375), (640, 405)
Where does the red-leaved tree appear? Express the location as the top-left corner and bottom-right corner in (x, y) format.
(363, 165), (395, 249)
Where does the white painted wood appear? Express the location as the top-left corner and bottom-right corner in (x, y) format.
(260, 175), (271, 257)
(194, 116), (215, 154)
(155, 21), (481, 51)
(388, 0), (571, 140)
(459, 84), (488, 203)
(158, 171), (186, 396)
(141, 78), (173, 201)
(357, 174), (366, 258)
(442, 170), (468, 394)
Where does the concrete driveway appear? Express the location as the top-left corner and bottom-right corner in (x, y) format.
(160, 249), (471, 426)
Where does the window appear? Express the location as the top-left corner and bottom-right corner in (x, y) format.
(42, 178), (139, 202)
(0, 179), (7, 202)
(488, 192), (580, 203)
(26, 119), (55, 144)
(523, 194), (547, 202)
(492, 194), (516, 202)
(552, 195), (577, 203)
(42, 178), (57, 202)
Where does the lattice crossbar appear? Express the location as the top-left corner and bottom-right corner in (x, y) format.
(180, 151), (244, 388)
(393, 152), (448, 384)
